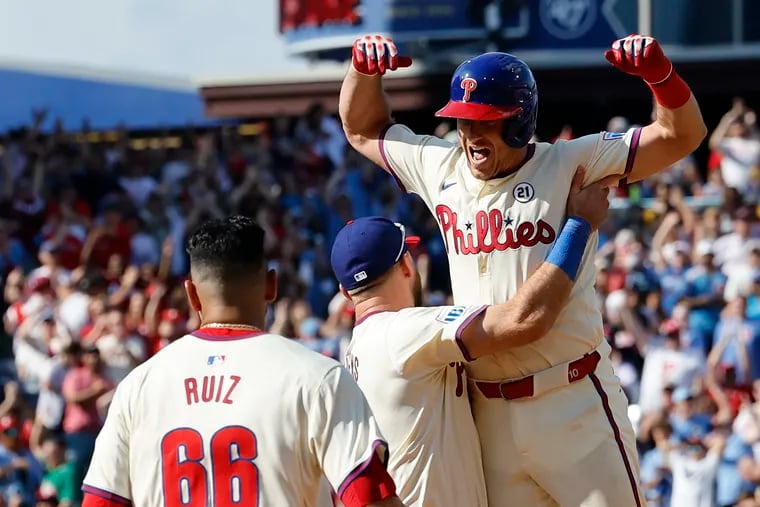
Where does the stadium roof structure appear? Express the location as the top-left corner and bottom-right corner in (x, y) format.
(198, 62), (444, 118)
(198, 48), (760, 121)
(0, 58), (213, 132)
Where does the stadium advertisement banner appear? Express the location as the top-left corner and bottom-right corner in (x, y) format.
(279, 0), (636, 56)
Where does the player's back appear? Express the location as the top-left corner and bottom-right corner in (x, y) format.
(347, 308), (487, 506)
(85, 328), (362, 507)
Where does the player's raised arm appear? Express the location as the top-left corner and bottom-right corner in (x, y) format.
(604, 34), (707, 182)
(339, 35), (412, 168)
(459, 168), (618, 359)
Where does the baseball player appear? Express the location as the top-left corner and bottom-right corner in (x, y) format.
(339, 34), (707, 506)
(80, 215), (404, 507)
(329, 168), (612, 507)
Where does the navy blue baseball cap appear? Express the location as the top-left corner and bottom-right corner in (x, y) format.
(331, 217), (420, 291)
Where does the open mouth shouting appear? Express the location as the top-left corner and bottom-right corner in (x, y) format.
(468, 145), (492, 164)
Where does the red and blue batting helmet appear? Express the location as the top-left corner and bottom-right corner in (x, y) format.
(435, 52), (538, 148)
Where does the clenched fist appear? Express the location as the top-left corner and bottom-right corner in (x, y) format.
(604, 34), (672, 85)
(352, 34), (413, 76)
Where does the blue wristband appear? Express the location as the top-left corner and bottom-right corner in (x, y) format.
(545, 216), (592, 281)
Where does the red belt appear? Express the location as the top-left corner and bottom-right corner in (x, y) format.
(475, 351), (601, 400)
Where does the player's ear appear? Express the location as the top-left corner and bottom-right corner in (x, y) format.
(184, 278), (202, 312)
(264, 268), (278, 302)
(339, 285), (352, 302)
(399, 252), (414, 278)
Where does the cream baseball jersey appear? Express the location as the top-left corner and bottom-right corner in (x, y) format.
(346, 305), (488, 507)
(82, 327), (389, 507)
(380, 124), (641, 380)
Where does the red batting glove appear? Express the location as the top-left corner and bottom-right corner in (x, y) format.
(604, 34), (672, 84)
(352, 34), (413, 76)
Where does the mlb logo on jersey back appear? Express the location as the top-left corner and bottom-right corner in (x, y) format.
(207, 355), (226, 367)
(603, 132), (625, 141)
(436, 306), (466, 323)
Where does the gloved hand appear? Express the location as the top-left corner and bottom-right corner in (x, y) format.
(352, 34), (413, 76)
(604, 34), (672, 84)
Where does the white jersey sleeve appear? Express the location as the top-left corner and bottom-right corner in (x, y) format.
(378, 123), (459, 199)
(563, 127), (643, 184)
(307, 365), (389, 498)
(384, 305), (487, 377)
(82, 380), (132, 503)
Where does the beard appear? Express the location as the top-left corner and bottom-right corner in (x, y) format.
(413, 271), (423, 306)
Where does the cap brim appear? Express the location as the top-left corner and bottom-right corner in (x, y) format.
(435, 101), (522, 121)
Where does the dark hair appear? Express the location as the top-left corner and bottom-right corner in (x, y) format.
(186, 215), (266, 282)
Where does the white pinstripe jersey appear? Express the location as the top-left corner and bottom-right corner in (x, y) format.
(346, 305), (489, 506)
(83, 329), (388, 507)
(380, 124), (641, 380)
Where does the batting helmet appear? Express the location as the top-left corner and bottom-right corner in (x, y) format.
(435, 52), (538, 148)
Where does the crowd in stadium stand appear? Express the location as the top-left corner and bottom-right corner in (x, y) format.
(0, 97), (759, 507)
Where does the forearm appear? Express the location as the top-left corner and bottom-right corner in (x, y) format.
(339, 68), (392, 140)
(464, 218), (590, 357)
(65, 386), (102, 404)
(651, 96), (705, 146)
(684, 294), (723, 308)
(620, 307), (652, 350)
(80, 236), (99, 265)
(107, 285), (132, 307)
(709, 112), (740, 150)
(639, 38), (707, 150)
(481, 263), (573, 345)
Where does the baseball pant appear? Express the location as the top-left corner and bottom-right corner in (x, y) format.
(471, 341), (644, 507)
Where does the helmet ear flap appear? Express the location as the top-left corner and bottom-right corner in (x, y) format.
(502, 103), (538, 148)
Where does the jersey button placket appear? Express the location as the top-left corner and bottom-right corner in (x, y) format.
(475, 183), (493, 277)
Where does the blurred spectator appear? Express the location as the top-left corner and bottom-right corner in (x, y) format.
(0, 414), (43, 506)
(713, 206), (759, 273)
(724, 247), (760, 303)
(667, 430), (726, 507)
(60, 345), (113, 483)
(708, 98), (760, 199)
(668, 387), (712, 443)
(0, 99), (757, 505)
(683, 240), (726, 355)
(707, 298), (758, 415)
(36, 433), (78, 506)
(639, 417), (673, 506)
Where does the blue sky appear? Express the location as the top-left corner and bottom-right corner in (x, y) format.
(0, 0), (337, 81)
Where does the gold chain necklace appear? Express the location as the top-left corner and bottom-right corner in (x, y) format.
(201, 322), (261, 332)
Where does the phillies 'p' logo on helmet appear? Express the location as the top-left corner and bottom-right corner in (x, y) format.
(460, 78), (478, 102)
(435, 52), (538, 148)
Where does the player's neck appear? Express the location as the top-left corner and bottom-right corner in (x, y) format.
(198, 304), (266, 330)
(353, 293), (413, 322)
